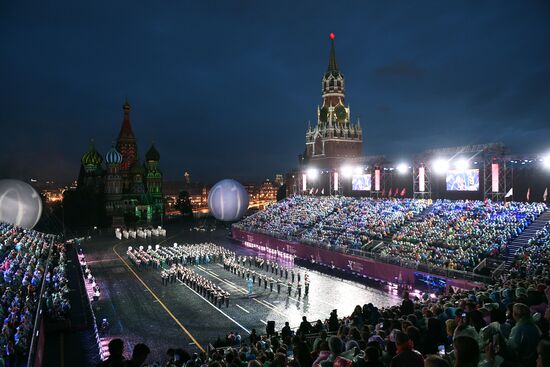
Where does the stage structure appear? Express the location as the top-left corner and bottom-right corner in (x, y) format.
(414, 143), (511, 201)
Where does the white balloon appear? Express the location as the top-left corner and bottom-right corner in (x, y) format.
(208, 179), (249, 222)
(0, 179), (43, 229)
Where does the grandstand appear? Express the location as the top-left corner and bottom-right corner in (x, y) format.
(234, 196), (548, 278)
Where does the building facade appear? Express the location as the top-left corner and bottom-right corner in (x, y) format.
(78, 100), (164, 224)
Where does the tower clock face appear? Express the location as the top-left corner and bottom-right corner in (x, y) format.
(335, 105), (347, 121)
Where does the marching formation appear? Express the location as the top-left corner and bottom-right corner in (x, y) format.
(223, 255), (310, 297)
(126, 242), (234, 268)
(160, 264), (231, 308)
(126, 241), (312, 311)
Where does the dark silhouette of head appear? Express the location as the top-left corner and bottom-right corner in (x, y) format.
(108, 338), (124, 358)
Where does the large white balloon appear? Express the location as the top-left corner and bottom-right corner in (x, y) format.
(0, 179), (43, 229)
(208, 179), (249, 221)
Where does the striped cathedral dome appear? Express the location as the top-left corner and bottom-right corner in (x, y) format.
(105, 143), (123, 165)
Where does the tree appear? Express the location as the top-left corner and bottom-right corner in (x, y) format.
(175, 190), (193, 217)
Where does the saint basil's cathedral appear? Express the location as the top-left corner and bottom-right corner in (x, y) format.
(78, 99), (164, 224)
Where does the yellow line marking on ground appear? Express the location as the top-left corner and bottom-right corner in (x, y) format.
(112, 243), (205, 353)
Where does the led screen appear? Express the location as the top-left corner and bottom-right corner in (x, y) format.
(446, 169), (479, 191)
(352, 174), (371, 191)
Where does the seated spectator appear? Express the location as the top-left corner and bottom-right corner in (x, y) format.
(97, 338), (125, 367)
(508, 303), (541, 365)
(538, 339), (550, 367)
(389, 331), (424, 367)
(123, 343), (150, 367)
(364, 346), (384, 367)
(423, 355), (450, 367)
(453, 335), (479, 367)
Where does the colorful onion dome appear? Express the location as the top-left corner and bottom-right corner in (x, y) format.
(145, 143), (160, 162)
(81, 140), (103, 170)
(105, 143), (123, 165)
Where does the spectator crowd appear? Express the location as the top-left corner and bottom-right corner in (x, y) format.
(511, 221), (550, 278)
(0, 222), (56, 366)
(236, 196), (546, 273)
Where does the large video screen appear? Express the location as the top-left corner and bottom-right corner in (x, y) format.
(446, 169), (479, 191)
(352, 174), (371, 191)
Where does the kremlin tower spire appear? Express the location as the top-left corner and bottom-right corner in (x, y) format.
(327, 32), (338, 73)
(304, 33), (363, 165)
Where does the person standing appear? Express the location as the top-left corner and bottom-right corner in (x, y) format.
(247, 278), (253, 297)
(287, 281), (292, 296)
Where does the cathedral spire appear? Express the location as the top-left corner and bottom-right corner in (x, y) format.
(116, 98), (137, 173)
(119, 98), (135, 139)
(327, 33), (338, 73)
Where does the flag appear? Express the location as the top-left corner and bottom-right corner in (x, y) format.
(394, 187), (399, 197)
(321, 188), (324, 195)
(314, 188), (319, 195)
(309, 187), (314, 195)
(527, 187), (531, 201)
(505, 188), (513, 198)
(400, 188), (406, 197)
(484, 197), (488, 206)
(388, 188), (393, 197)
(544, 187), (548, 202)
(381, 188), (386, 197)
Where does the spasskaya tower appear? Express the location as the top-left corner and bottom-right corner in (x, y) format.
(303, 33), (363, 168)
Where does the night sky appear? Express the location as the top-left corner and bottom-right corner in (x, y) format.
(1, 1), (549, 185)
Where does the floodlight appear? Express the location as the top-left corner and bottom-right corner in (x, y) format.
(432, 159), (449, 174)
(306, 168), (319, 179)
(396, 163), (408, 174)
(353, 166), (363, 175)
(543, 154), (550, 169)
(454, 158), (469, 170)
(340, 166), (353, 178)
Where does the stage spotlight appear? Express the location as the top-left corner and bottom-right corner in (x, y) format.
(455, 158), (469, 170)
(340, 166), (353, 178)
(396, 163), (408, 174)
(353, 166), (363, 175)
(542, 154), (550, 169)
(432, 159), (449, 174)
(306, 168), (319, 179)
